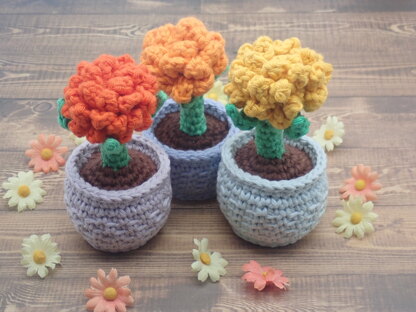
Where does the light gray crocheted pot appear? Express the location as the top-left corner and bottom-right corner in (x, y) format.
(217, 131), (328, 247)
(64, 135), (172, 253)
(144, 98), (237, 201)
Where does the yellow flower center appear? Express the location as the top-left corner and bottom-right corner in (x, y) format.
(33, 250), (46, 264)
(200, 252), (211, 265)
(354, 179), (366, 191)
(207, 92), (218, 100)
(40, 148), (54, 160)
(324, 129), (334, 140)
(262, 271), (268, 277)
(350, 212), (363, 225)
(103, 287), (118, 301)
(17, 185), (31, 198)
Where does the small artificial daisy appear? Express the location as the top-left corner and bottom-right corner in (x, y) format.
(313, 116), (345, 152)
(2, 171), (46, 212)
(332, 196), (378, 239)
(191, 238), (228, 282)
(69, 132), (86, 146)
(204, 80), (228, 105)
(25, 134), (68, 173)
(85, 268), (134, 312)
(339, 164), (382, 202)
(242, 260), (289, 291)
(21, 234), (61, 278)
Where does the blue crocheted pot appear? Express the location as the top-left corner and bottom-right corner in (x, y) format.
(217, 131), (328, 247)
(64, 135), (172, 253)
(144, 98), (237, 201)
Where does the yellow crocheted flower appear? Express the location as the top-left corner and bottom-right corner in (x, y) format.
(332, 197), (378, 239)
(225, 36), (332, 129)
(21, 234), (61, 278)
(2, 171), (46, 212)
(191, 238), (228, 282)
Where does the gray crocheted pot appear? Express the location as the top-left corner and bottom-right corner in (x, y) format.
(64, 135), (172, 253)
(144, 98), (237, 201)
(217, 131), (328, 247)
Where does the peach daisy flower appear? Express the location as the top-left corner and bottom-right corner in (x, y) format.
(339, 164), (382, 202)
(242, 260), (289, 291)
(25, 134), (68, 173)
(85, 268), (134, 312)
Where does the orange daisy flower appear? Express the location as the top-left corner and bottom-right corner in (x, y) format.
(25, 134), (68, 173)
(339, 164), (382, 202)
(85, 268), (134, 312)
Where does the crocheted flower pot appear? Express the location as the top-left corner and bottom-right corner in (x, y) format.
(144, 98), (237, 200)
(64, 135), (172, 252)
(217, 131), (328, 247)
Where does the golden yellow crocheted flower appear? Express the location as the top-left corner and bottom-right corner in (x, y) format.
(225, 37), (333, 129)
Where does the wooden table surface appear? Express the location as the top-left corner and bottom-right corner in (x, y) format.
(1, 1), (416, 311)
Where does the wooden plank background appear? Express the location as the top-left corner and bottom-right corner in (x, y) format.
(0, 1), (415, 311)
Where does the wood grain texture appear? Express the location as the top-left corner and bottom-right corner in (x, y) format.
(1, 1), (416, 311)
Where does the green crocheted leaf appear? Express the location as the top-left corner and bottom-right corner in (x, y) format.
(179, 96), (207, 136)
(100, 138), (131, 170)
(225, 104), (258, 130)
(285, 115), (310, 139)
(155, 91), (169, 116)
(57, 98), (70, 130)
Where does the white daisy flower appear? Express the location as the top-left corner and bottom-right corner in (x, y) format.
(2, 171), (46, 212)
(68, 133), (86, 145)
(191, 238), (228, 282)
(313, 116), (345, 152)
(332, 197), (378, 239)
(21, 234), (61, 278)
(204, 80), (228, 105)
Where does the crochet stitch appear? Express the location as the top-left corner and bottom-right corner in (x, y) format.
(144, 98), (237, 200)
(217, 131), (327, 247)
(64, 135), (172, 252)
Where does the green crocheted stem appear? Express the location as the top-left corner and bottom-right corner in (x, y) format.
(100, 138), (131, 170)
(255, 120), (285, 159)
(225, 104), (258, 130)
(154, 91), (169, 116)
(57, 98), (70, 130)
(179, 96), (207, 136)
(285, 115), (310, 139)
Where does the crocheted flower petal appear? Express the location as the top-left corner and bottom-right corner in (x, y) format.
(90, 277), (103, 290)
(335, 223), (349, 234)
(108, 268), (118, 284)
(343, 226), (354, 239)
(27, 266), (37, 276)
(254, 278), (267, 291)
(191, 261), (202, 272)
(200, 238), (209, 252)
(370, 183), (382, 191)
(114, 301), (127, 312)
(362, 221), (375, 233)
(208, 269), (220, 282)
(38, 266), (49, 278)
(86, 296), (101, 310)
(353, 225), (365, 239)
(197, 269), (209, 282)
(85, 288), (102, 298)
(116, 276), (131, 288)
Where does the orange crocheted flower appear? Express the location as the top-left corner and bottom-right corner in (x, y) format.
(339, 164), (382, 202)
(25, 134), (68, 173)
(62, 54), (158, 144)
(242, 260), (289, 291)
(85, 268), (134, 312)
(141, 17), (228, 104)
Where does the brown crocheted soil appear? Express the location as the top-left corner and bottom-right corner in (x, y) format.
(235, 140), (313, 181)
(79, 150), (157, 190)
(154, 112), (229, 150)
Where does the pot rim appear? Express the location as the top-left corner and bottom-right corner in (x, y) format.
(146, 98), (235, 160)
(65, 134), (170, 202)
(220, 130), (327, 192)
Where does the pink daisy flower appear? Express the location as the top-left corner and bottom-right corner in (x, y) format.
(339, 164), (382, 202)
(85, 268), (134, 312)
(25, 134), (68, 173)
(242, 260), (289, 291)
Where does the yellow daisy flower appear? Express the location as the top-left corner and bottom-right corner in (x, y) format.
(332, 197), (378, 239)
(21, 234), (61, 278)
(191, 238), (228, 282)
(2, 171), (46, 212)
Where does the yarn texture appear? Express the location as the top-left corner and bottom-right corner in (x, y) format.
(62, 54), (158, 144)
(144, 98), (237, 200)
(217, 131), (327, 247)
(64, 135), (172, 252)
(141, 17), (228, 104)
